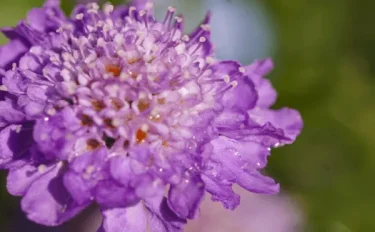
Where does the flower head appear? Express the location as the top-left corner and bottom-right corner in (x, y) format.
(0, 0), (302, 231)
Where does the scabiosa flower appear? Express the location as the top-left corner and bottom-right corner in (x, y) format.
(0, 0), (303, 231)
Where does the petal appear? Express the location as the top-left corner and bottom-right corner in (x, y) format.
(144, 196), (187, 232)
(249, 108), (303, 143)
(201, 174), (240, 210)
(33, 108), (81, 160)
(7, 162), (54, 196)
(63, 148), (108, 205)
(213, 110), (249, 130)
(21, 163), (88, 226)
(246, 58), (274, 78)
(0, 37), (29, 70)
(213, 61), (258, 111)
(27, 1), (64, 33)
(100, 206), (147, 232)
(215, 121), (291, 148)
(109, 155), (133, 186)
(94, 180), (139, 208)
(168, 175), (204, 219)
(0, 124), (32, 168)
(245, 58), (276, 108)
(203, 136), (279, 206)
(63, 171), (93, 205)
(109, 155), (161, 199)
(222, 76), (257, 111)
(254, 78), (277, 108)
(100, 195), (186, 232)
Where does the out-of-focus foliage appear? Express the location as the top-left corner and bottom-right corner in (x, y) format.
(0, 0), (374, 231)
(264, 0), (375, 231)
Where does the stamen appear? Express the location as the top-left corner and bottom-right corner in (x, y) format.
(139, 10), (149, 28)
(200, 24), (211, 31)
(190, 37), (206, 55)
(128, 6), (137, 20)
(163, 7), (176, 26)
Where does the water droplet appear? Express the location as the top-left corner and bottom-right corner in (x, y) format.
(273, 142), (283, 148)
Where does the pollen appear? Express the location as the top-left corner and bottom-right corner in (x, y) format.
(104, 118), (115, 128)
(138, 100), (150, 112)
(81, 114), (94, 126)
(111, 98), (124, 110)
(106, 64), (122, 77)
(149, 114), (162, 122)
(127, 57), (142, 64)
(157, 98), (166, 104)
(87, 139), (101, 150)
(92, 100), (106, 111)
(128, 71), (138, 79)
(136, 129), (147, 143)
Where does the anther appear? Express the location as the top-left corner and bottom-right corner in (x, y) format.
(182, 35), (190, 42)
(223, 75), (230, 83)
(0, 85), (8, 91)
(230, 81), (238, 88)
(199, 37), (207, 43)
(200, 24), (211, 31)
(104, 4), (114, 15)
(75, 13), (84, 20)
(38, 164), (47, 173)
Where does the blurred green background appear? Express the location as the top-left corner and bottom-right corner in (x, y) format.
(0, 0), (374, 231)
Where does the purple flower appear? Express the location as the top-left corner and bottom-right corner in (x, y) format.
(0, 0), (303, 231)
